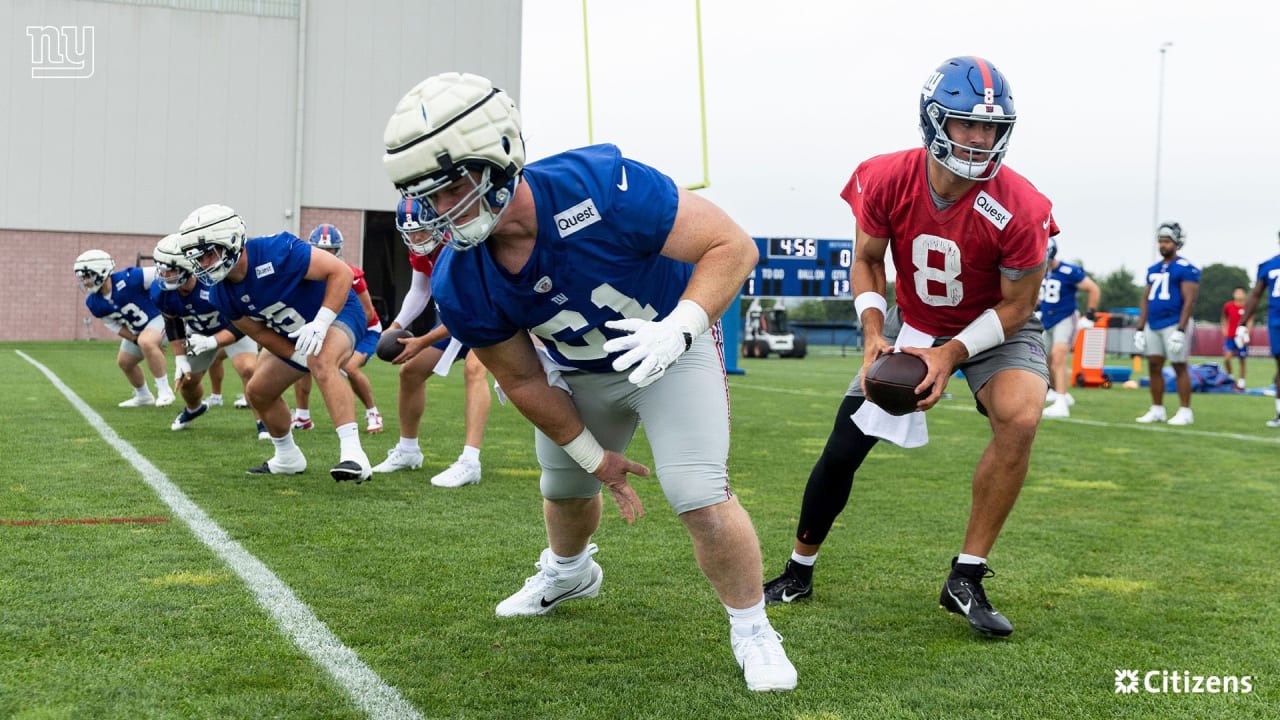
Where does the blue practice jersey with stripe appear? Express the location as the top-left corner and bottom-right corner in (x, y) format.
(85, 267), (162, 333)
(1254, 254), (1280, 326)
(432, 144), (692, 373)
(206, 233), (358, 339)
(150, 281), (234, 335)
(1143, 256), (1200, 330)
(1038, 261), (1088, 330)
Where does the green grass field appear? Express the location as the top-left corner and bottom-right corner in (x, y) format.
(2, 341), (1276, 719)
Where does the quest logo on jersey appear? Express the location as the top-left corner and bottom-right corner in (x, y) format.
(255, 262), (275, 279)
(973, 191), (1013, 231)
(554, 199), (602, 238)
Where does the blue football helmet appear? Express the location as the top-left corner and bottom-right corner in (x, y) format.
(308, 224), (344, 256)
(1157, 221), (1185, 248)
(395, 197), (447, 257)
(919, 56), (1016, 181)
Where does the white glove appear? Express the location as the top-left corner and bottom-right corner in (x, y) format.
(186, 333), (218, 356)
(1079, 317), (1094, 329)
(289, 307), (337, 357)
(1167, 329), (1186, 356)
(174, 354), (192, 382)
(1132, 330), (1146, 352)
(601, 300), (710, 388)
(1236, 324), (1251, 347)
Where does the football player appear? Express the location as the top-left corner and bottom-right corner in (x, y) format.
(1038, 237), (1100, 418)
(1133, 222), (1200, 425)
(149, 233), (267, 437)
(1219, 286), (1250, 391)
(74, 249), (175, 408)
(178, 204), (373, 481)
(369, 197), (493, 489)
(763, 56), (1054, 639)
(1234, 231), (1280, 426)
(290, 224), (385, 435)
(382, 72), (796, 691)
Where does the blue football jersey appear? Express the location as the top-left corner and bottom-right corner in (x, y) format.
(432, 144), (692, 372)
(1144, 256), (1201, 330)
(85, 267), (161, 334)
(1039, 261), (1088, 330)
(207, 233), (360, 339)
(1254, 254), (1280, 326)
(150, 281), (233, 335)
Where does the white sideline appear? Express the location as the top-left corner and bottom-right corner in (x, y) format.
(18, 351), (424, 720)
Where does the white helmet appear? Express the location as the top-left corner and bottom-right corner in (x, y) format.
(178, 204), (246, 286)
(153, 233), (194, 290)
(73, 249), (115, 293)
(383, 72), (525, 250)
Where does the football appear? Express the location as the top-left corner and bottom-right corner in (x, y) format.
(375, 328), (414, 362)
(864, 351), (929, 415)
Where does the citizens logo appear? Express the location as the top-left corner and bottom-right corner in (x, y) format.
(1114, 669), (1253, 695)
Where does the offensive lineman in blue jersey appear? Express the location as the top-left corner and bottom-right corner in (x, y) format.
(382, 73), (796, 692)
(1235, 230), (1280, 426)
(74, 249), (175, 408)
(1038, 238), (1100, 418)
(177, 204), (374, 481)
(150, 234), (267, 437)
(1134, 222), (1200, 425)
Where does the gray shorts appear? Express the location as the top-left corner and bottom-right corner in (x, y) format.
(1143, 321), (1194, 363)
(535, 329), (734, 515)
(119, 316), (167, 357)
(847, 306), (1049, 410)
(1043, 313), (1079, 349)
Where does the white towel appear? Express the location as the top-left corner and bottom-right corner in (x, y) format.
(851, 322), (935, 448)
(432, 337), (465, 376)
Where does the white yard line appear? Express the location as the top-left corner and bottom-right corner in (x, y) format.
(730, 380), (1280, 445)
(18, 351), (424, 720)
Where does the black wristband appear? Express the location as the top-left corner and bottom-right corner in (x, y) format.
(683, 331), (693, 351)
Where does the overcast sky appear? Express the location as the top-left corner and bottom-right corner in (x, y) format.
(519, 0), (1280, 285)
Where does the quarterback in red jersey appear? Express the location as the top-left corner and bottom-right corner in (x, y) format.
(765, 56), (1053, 640)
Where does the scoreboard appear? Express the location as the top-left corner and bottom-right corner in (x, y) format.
(742, 237), (854, 298)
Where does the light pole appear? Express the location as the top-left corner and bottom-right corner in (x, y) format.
(1152, 41), (1173, 262)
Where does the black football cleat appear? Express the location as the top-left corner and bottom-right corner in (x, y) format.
(763, 560), (814, 605)
(330, 460), (372, 484)
(940, 557), (1013, 638)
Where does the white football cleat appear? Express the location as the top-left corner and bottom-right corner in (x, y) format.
(496, 545), (603, 617)
(372, 447), (424, 473)
(1167, 408), (1194, 426)
(155, 391), (176, 408)
(206, 394), (224, 407)
(118, 395), (155, 408)
(1135, 406), (1166, 424)
(365, 410), (384, 434)
(246, 448), (307, 475)
(732, 625), (798, 692)
(234, 394), (249, 409)
(430, 459), (481, 488)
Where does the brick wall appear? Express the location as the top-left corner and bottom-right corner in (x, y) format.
(4, 207), (366, 341)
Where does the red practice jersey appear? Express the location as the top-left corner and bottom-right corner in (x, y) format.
(842, 147), (1055, 337)
(1222, 301), (1244, 335)
(347, 263), (380, 328)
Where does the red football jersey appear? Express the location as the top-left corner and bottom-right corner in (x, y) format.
(346, 263), (380, 327)
(1222, 301), (1244, 334)
(841, 148), (1055, 336)
(407, 247), (442, 275)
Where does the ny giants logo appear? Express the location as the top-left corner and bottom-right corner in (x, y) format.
(27, 26), (94, 79)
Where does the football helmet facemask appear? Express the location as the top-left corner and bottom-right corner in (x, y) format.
(179, 204), (246, 286)
(383, 72), (525, 250)
(920, 56), (1016, 181)
(73, 249), (115, 294)
(153, 233), (194, 290)
(308, 224), (344, 257)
